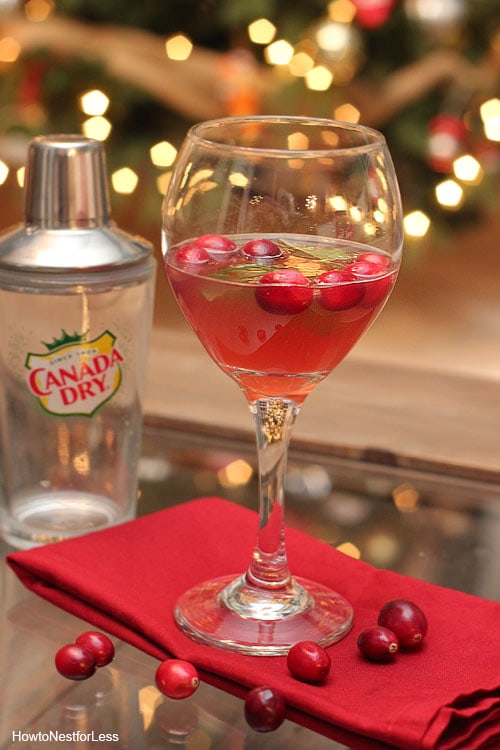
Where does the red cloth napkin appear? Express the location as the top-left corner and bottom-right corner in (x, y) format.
(6, 497), (500, 750)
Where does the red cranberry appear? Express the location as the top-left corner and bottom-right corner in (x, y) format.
(176, 243), (210, 265)
(155, 659), (200, 699)
(356, 252), (390, 269)
(287, 640), (331, 684)
(193, 234), (236, 254)
(348, 258), (394, 306)
(378, 599), (428, 650)
(241, 238), (282, 259)
(55, 643), (97, 680)
(317, 269), (364, 311)
(75, 631), (115, 667)
(357, 625), (399, 663)
(255, 269), (313, 315)
(244, 686), (286, 733)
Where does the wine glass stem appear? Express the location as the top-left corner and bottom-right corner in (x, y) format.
(246, 397), (299, 590)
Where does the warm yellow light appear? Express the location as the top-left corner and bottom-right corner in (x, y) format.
(16, 167), (25, 188)
(435, 179), (463, 208)
(80, 89), (110, 116)
(329, 195), (347, 211)
(156, 172), (172, 196)
(337, 541), (361, 559)
(328, 0), (357, 23)
(24, 0), (54, 22)
(403, 210), (431, 237)
(0, 160), (9, 185)
(305, 65), (334, 91)
(334, 102), (360, 122)
(150, 140), (177, 167)
(248, 18), (276, 45)
(479, 99), (500, 141)
(349, 205), (362, 222)
(453, 154), (483, 184)
(0, 36), (21, 62)
(288, 132), (309, 150)
(218, 459), (253, 488)
(479, 97), (500, 123)
(82, 116), (112, 141)
(188, 168), (214, 186)
(264, 39), (294, 66)
(228, 171), (249, 187)
(363, 221), (377, 236)
(316, 21), (351, 54)
(73, 451), (90, 476)
(393, 483), (420, 513)
(365, 533), (400, 566)
(111, 167), (139, 195)
(165, 34), (193, 61)
(375, 166), (388, 191)
(483, 116), (500, 142)
(289, 51), (315, 77)
(138, 685), (162, 732)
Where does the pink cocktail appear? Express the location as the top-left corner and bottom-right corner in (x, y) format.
(167, 234), (396, 403)
(162, 117), (403, 654)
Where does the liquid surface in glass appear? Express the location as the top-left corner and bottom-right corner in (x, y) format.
(165, 233), (397, 403)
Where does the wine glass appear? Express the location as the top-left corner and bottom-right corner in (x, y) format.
(162, 116), (403, 655)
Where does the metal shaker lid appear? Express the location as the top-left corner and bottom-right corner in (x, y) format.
(0, 134), (154, 272)
(25, 134), (111, 228)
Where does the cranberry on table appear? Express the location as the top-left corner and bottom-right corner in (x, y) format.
(378, 599), (428, 650)
(155, 659), (200, 699)
(241, 238), (282, 259)
(317, 269), (364, 311)
(193, 234), (237, 253)
(244, 686), (286, 732)
(75, 631), (115, 667)
(287, 640), (331, 684)
(55, 643), (97, 681)
(255, 269), (313, 315)
(176, 243), (210, 265)
(357, 625), (399, 663)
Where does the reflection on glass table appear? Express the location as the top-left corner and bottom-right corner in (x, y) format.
(2, 416), (499, 750)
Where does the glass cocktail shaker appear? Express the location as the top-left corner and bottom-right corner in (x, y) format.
(0, 135), (156, 548)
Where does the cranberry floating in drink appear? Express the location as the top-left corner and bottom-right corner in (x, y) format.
(162, 117), (403, 654)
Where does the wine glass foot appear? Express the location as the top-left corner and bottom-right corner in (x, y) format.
(174, 574), (353, 655)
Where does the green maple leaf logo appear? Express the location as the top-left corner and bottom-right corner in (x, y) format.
(42, 329), (89, 351)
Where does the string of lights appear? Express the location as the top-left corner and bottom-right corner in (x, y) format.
(0, 0), (499, 248)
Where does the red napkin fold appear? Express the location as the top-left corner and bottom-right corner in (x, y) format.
(7, 497), (500, 750)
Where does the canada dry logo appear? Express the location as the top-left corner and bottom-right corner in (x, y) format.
(25, 329), (124, 417)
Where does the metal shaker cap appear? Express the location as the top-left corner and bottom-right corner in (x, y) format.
(25, 135), (111, 228)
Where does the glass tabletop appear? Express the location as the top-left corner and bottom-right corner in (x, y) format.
(2, 416), (499, 749)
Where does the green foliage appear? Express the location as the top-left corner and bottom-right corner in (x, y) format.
(2, 0), (499, 238)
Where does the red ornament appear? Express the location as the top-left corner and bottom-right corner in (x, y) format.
(427, 114), (467, 173)
(353, 0), (397, 29)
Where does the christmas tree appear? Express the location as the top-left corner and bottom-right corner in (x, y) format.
(0, 0), (499, 245)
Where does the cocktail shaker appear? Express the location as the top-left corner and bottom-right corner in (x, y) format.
(0, 135), (156, 548)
